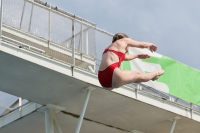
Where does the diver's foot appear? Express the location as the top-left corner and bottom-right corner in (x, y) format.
(152, 70), (164, 81)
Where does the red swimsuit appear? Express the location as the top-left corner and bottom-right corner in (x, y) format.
(98, 48), (125, 88)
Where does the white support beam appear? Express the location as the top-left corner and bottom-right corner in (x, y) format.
(169, 116), (181, 133)
(18, 97), (22, 107)
(169, 119), (177, 133)
(19, 97), (22, 111)
(75, 87), (95, 133)
(38, 104), (65, 133)
(45, 108), (54, 133)
(53, 112), (63, 133)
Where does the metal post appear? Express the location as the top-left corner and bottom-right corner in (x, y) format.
(28, 4), (34, 32)
(19, 1), (26, 29)
(190, 103), (193, 119)
(80, 22), (83, 60)
(169, 118), (177, 133)
(0, 0), (3, 40)
(86, 30), (88, 55)
(80, 22), (83, 54)
(19, 97), (22, 107)
(135, 84), (140, 99)
(72, 19), (75, 66)
(45, 108), (54, 133)
(19, 97), (22, 111)
(75, 89), (92, 133)
(48, 6), (51, 48)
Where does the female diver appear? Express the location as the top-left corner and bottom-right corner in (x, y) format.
(98, 33), (164, 90)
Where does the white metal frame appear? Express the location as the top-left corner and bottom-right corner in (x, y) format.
(38, 104), (66, 133)
(75, 87), (95, 133)
(38, 87), (96, 133)
(169, 116), (181, 133)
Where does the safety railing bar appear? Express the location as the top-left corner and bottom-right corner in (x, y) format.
(29, 0), (113, 39)
(136, 87), (200, 114)
(50, 9), (96, 28)
(33, 0), (95, 25)
(26, 0), (96, 28)
(25, 0), (51, 10)
(96, 27), (114, 36)
(50, 6), (95, 26)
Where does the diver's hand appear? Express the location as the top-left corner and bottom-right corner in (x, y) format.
(149, 44), (157, 52)
(137, 54), (150, 59)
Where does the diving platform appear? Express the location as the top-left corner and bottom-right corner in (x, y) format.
(0, 0), (200, 133)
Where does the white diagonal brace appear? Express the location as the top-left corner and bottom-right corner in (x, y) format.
(45, 108), (54, 133)
(39, 105), (65, 133)
(53, 111), (63, 133)
(169, 116), (181, 133)
(75, 86), (95, 133)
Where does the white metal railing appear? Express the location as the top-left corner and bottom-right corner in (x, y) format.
(2, 0), (97, 57)
(2, 0), (114, 59)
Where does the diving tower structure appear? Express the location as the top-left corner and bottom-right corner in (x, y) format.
(0, 0), (200, 133)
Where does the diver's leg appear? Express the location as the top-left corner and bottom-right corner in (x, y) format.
(112, 68), (164, 88)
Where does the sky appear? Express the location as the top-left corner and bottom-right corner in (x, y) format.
(44, 0), (200, 70)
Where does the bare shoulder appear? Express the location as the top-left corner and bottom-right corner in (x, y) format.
(114, 38), (129, 47)
(120, 38), (141, 47)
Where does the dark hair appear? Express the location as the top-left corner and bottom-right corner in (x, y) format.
(112, 33), (129, 43)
